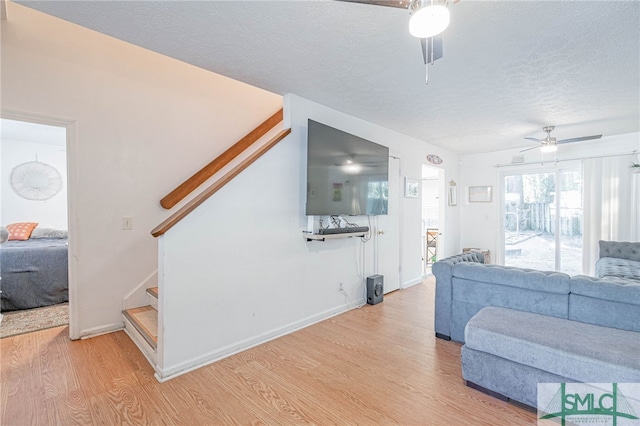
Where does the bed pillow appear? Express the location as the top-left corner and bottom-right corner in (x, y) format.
(30, 228), (68, 239)
(6, 222), (39, 240)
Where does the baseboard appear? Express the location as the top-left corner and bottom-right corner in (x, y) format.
(155, 298), (364, 382)
(79, 322), (123, 339)
(402, 276), (424, 289)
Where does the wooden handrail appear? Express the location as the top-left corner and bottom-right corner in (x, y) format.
(151, 128), (291, 237)
(160, 108), (284, 209)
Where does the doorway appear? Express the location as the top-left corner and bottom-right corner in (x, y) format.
(502, 165), (583, 275)
(0, 117), (71, 337)
(422, 165), (443, 275)
(377, 156), (401, 293)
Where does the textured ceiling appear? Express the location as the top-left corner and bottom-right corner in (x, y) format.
(16, 0), (640, 154)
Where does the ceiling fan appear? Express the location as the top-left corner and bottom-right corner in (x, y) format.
(338, 0), (459, 83)
(520, 126), (603, 153)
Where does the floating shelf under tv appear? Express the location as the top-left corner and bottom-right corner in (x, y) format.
(303, 231), (367, 242)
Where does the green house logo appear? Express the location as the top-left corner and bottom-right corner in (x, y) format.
(538, 383), (640, 426)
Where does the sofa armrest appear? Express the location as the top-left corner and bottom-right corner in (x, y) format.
(432, 252), (485, 339)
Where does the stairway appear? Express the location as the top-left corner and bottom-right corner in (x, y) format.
(129, 107), (288, 379)
(122, 287), (158, 365)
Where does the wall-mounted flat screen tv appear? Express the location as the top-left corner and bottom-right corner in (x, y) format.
(306, 119), (389, 216)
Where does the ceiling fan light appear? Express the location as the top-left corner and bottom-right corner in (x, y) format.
(342, 163), (363, 174)
(409, 3), (450, 38)
(540, 144), (558, 153)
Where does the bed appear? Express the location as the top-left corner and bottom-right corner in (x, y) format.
(0, 232), (68, 311)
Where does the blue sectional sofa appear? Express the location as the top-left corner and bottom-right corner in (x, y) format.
(432, 241), (640, 408)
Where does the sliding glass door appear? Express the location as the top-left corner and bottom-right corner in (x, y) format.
(503, 166), (583, 274)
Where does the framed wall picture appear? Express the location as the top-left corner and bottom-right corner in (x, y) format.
(405, 177), (419, 198)
(469, 186), (493, 202)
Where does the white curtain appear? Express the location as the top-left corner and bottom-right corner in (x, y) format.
(582, 154), (640, 275)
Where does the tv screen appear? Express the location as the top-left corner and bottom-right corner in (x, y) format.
(306, 119), (389, 216)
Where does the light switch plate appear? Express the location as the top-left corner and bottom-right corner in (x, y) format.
(122, 216), (133, 230)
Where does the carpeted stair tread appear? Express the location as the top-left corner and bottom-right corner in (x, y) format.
(146, 287), (158, 299)
(123, 306), (157, 350)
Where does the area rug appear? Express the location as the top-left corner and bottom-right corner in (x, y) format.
(0, 303), (68, 339)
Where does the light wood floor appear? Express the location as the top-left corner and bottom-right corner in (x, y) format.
(1, 278), (536, 425)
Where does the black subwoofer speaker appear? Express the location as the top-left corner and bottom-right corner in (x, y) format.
(366, 275), (384, 305)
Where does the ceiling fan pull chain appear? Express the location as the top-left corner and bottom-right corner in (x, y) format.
(429, 36), (435, 65)
(426, 36), (433, 84)
(425, 62), (429, 84)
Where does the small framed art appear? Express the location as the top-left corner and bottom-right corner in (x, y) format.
(405, 177), (419, 198)
(469, 186), (493, 203)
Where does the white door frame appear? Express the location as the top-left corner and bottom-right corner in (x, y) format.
(1, 109), (80, 340)
(422, 164), (444, 274)
(376, 155), (401, 293)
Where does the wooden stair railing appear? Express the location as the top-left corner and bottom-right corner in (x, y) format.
(160, 108), (284, 210)
(151, 128), (291, 237)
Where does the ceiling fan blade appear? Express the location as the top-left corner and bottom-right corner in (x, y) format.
(336, 0), (410, 8)
(557, 135), (603, 144)
(524, 137), (542, 142)
(519, 146), (539, 153)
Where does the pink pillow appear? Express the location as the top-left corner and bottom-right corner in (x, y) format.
(6, 222), (39, 240)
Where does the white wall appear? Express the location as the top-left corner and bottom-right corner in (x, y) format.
(158, 94), (460, 379)
(459, 132), (640, 264)
(2, 2), (463, 367)
(1, 2), (282, 337)
(1, 138), (68, 229)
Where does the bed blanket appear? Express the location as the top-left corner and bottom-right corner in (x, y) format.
(0, 238), (68, 311)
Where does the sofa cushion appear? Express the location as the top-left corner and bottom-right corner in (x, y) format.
(571, 275), (640, 305)
(452, 279), (570, 318)
(461, 345), (570, 408)
(599, 240), (640, 262)
(465, 307), (640, 383)
(453, 263), (571, 294)
(570, 275), (640, 332)
(595, 257), (640, 281)
(570, 294), (640, 332)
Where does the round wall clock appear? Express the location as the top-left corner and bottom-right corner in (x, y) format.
(10, 161), (63, 201)
(426, 154), (443, 165)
